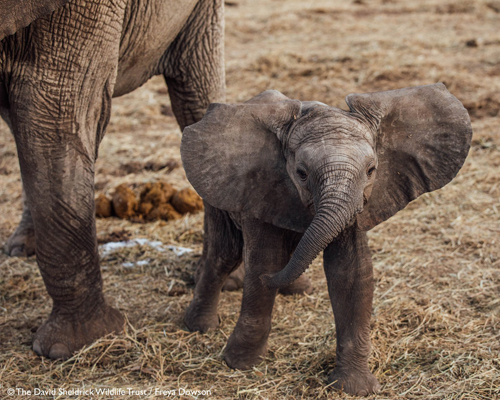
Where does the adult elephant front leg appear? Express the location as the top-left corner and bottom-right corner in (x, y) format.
(4, 179), (35, 257)
(323, 225), (380, 396)
(0, 112), (35, 257)
(12, 104), (124, 358)
(6, 3), (125, 359)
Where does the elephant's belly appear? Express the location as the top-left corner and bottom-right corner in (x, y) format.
(113, 0), (198, 98)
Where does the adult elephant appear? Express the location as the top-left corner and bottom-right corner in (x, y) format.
(0, 0), (224, 359)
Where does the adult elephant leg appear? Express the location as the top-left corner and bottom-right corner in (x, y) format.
(162, 0), (225, 130)
(6, 0), (126, 359)
(0, 112), (35, 257)
(162, 0), (224, 276)
(185, 203), (243, 332)
(4, 183), (35, 256)
(11, 102), (124, 358)
(163, 0), (231, 308)
(323, 225), (380, 396)
(223, 218), (296, 370)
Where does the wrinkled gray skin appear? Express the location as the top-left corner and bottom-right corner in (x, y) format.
(0, 0), (225, 359)
(181, 85), (472, 396)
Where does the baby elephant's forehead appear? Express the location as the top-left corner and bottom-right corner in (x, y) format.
(290, 107), (374, 148)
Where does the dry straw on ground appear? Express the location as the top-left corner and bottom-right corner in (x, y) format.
(1, 0), (499, 399)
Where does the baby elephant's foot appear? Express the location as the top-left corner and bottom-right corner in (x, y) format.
(184, 300), (219, 333)
(328, 368), (380, 396)
(4, 218), (35, 257)
(222, 264), (245, 291)
(32, 302), (124, 359)
(223, 328), (269, 370)
(278, 274), (313, 296)
(221, 265), (313, 295)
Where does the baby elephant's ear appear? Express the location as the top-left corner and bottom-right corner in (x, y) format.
(346, 83), (472, 231)
(181, 93), (312, 232)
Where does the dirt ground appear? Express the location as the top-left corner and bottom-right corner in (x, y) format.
(1, 0), (499, 399)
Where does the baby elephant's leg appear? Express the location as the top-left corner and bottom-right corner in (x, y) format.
(323, 225), (380, 396)
(222, 263), (313, 295)
(223, 218), (295, 370)
(220, 263), (245, 291)
(185, 204), (243, 332)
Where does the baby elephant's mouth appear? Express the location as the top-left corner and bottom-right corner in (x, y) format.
(345, 213), (360, 228)
(306, 200), (315, 215)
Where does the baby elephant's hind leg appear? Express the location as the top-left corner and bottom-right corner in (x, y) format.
(221, 263), (312, 295)
(221, 262), (245, 291)
(185, 203), (243, 332)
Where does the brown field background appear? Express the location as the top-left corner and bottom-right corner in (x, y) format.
(1, 0), (499, 399)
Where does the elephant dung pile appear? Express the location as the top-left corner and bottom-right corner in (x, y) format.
(95, 181), (203, 222)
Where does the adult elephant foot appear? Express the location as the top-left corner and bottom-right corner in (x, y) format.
(4, 209), (35, 257)
(328, 368), (381, 397)
(32, 302), (124, 360)
(221, 263), (313, 295)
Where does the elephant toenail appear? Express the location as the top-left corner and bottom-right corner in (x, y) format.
(32, 339), (42, 356)
(48, 343), (71, 360)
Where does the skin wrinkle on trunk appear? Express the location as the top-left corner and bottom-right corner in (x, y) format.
(261, 167), (361, 289)
(261, 204), (350, 289)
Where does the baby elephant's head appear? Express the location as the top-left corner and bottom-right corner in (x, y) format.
(181, 84), (472, 289)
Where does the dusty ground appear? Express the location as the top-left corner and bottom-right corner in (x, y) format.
(1, 0), (499, 399)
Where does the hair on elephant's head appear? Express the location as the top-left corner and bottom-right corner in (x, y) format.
(181, 84), (472, 289)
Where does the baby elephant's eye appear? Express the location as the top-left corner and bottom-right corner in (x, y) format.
(367, 166), (376, 177)
(296, 167), (308, 181)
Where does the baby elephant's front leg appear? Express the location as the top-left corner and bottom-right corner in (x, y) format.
(223, 218), (295, 370)
(323, 225), (380, 396)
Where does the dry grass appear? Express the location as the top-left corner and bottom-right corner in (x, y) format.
(1, 0), (500, 398)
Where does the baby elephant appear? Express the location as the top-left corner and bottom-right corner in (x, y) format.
(180, 84), (472, 396)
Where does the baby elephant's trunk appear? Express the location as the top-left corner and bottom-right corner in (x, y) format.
(261, 168), (362, 289)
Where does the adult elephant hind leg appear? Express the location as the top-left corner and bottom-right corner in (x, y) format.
(164, 0), (228, 332)
(185, 203), (243, 333)
(162, 0), (225, 130)
(323, 225), (380, 396)
(223, 218), (295, 370)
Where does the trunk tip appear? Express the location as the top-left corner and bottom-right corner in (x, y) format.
(260, 273), (280, 289)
